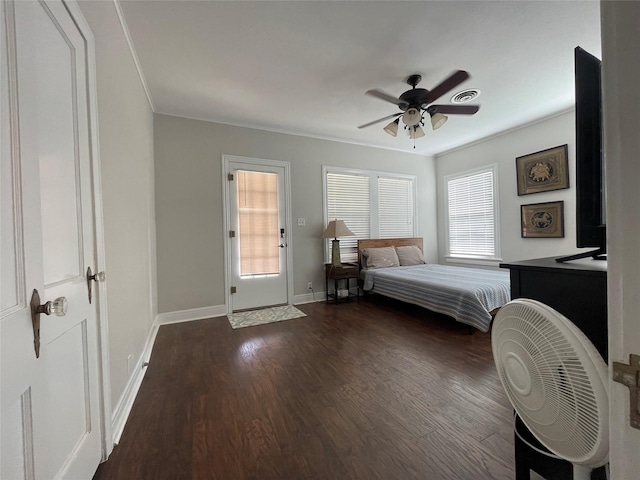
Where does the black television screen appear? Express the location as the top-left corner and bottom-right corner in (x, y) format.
(557, 47), (606, 262)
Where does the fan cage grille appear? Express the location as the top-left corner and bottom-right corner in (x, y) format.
(492, 300), (608, 465)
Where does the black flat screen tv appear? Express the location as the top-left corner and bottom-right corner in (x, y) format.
(556, 47), (606, 263)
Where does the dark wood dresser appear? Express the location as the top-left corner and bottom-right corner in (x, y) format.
(500, 256), (608, 480)
(500, 256), (607, 359)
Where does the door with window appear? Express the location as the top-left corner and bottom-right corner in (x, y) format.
(225, 157), (291, 311)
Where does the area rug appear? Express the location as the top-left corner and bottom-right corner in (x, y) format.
(227, 305), (307, 329)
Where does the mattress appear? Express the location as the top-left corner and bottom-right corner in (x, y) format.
(362, 264), (511, 332)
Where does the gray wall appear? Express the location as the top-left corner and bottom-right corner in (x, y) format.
(79, 1), (157, 410)
(436, 110), (587, 265)
(154, 113), (437, 313)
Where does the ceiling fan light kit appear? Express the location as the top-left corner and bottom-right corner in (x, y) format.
(430, 111), (448, 130)
(383, 118), (399, 137)
(409, 125), (425, 139)
(402, 108), (422, 127)
(359, 70), (480, 145)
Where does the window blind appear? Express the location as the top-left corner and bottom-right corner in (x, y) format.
(447, 169), (496, 257)
(237, 170), (280, 276)
(326, 173), (370, 263)
(378, 176), (414, 239)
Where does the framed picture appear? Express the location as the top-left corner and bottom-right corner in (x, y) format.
(516, 144), (569, 195)
(521, 201), (565, 238)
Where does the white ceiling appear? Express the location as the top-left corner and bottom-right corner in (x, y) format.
(119, 0), (601, 156)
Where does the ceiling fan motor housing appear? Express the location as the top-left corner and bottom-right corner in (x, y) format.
(398, 88), (430, 111)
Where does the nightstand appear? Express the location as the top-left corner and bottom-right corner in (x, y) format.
(325, 263), (359, 304)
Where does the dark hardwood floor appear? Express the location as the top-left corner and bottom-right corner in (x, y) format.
(93, 296), (515, 480)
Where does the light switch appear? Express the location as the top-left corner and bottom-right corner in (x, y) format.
(297, 218), (306, 227)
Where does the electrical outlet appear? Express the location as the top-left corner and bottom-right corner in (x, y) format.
(307, 282), (313, 290)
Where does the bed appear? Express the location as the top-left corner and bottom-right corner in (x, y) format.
(358, 238), (511, 332)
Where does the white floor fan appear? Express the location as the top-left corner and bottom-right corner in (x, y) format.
(492, 299), (609, 480)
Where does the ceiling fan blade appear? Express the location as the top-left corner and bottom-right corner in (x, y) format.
(357, 112), (402, 129)
(365, 89), (407, 107)
(426, 70), (470, 104)
(429, 104), (480, 115)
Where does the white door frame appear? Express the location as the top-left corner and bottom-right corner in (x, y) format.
(222, 154), (294, 314)
(58, 0), (113, 460)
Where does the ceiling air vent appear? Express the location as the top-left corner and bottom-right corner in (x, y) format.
(451, 89), (481, 104)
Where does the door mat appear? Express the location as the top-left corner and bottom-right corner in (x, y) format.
(227, 305), (307, 329)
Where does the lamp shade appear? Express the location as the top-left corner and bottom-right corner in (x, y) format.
(402, 108), (422, 127)
(430, 112), (448, 130)
(321, 220), (355, 239)
(409, 125), (425, 139)
(383, 118), (399, 137)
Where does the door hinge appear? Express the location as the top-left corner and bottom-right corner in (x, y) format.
(228, 173), (234, 181)
(230, 286), (237, 294)
(612, 354), (640, 430)
(229, 230), (236, 238)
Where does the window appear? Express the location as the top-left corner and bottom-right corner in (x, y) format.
(237, 170), (280, 276)
(323, 166), (417, 263)
(326, 172), (370, 263)
(445, 165), (500, 261)
(378, 176), (414, 238)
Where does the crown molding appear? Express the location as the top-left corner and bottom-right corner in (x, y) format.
(112, 0), (155, 111)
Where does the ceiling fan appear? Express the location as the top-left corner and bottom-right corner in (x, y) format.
(358, 71), (480, 141)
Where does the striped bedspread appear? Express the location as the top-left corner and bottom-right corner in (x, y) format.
(362, 264), (511, 332)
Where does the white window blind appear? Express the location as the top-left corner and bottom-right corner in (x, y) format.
(446, 168), (497, 258)
(378, 176), (414, 238)
(324, 167), (417, 263)
(326, 172), (370, 263)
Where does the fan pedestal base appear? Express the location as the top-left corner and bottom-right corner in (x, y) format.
(514, 416), (607, 480)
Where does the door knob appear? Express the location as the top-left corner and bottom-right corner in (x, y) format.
(88, 269), (106, 282)
(30, 289), (68, 358)
(86, 267), (105, 304)
(37, 296), (68, 316)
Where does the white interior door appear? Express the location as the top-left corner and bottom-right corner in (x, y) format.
(1, 1), (103, 478)
(601, 2), (640, 477)
(225, 157), (291, 312)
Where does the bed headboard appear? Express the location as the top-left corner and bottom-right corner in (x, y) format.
(357, 238), (423, 269)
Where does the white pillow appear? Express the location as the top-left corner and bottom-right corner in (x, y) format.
(362, 247), (399, 269)
(395, 245), (426, 266)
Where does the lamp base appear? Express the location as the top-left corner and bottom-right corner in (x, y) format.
(331, 239), (342, 268)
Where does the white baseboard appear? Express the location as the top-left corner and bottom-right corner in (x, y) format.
(156, 304), (227, 325)
(293, 291), (326, 305)
(109, 295), (332, 444)
(111, 320), (159, 445)
(110, 304), (226, 445)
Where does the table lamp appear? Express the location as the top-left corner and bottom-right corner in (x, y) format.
(322, 219), (355, 267)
